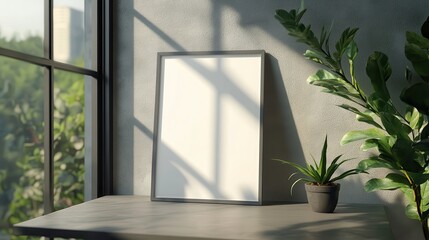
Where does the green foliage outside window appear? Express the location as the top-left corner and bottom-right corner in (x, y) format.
(0, 35), (85, 239)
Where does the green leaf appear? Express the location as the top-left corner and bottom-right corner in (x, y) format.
(323, 155), (350, 182)
(360, 136), (395, 153)
(360, 139), (378, 151)
(379, 112), (412, 140)
(405, 43), (429, 81)
(274, 159), (316, 181)
(357, 158), (396, 171)
(303, 50), (324, 64)
(356, 115), (384, 129)
(405, 42), (429, 62)
(364, 173), (411, 192)
(330, 168), (359, 183)
(338, 104), (382, 129)
(366, 52), (392, 101)
(405, 107), (423, 130)
(346, 41), (358, 61)
(378, 153), (395, 163)
(274, 9), (295, 26)
(367, 93), (396, 114)
(307, 69), (360, 98)
(406, 31), (429, 49)
(334, 28), (359, 61)
(275, 8), (321, 51)
(400, 82), (429, 115)
(407, 172), (429, 185)
(322, 89), (363, 106)
(421, 182), (429, 210)
(319, 135), (328, 179)
(405, 203), (421, 220)
(421, 124), (429, 139)
(401, 188), (416, 206)
(307, 69), (337, 82)
(413, 139), (429, 154)
(319, 25), (332, 51)
(341, 128), (387, 145)
(405, 186), (429, 222)
(391, 138), (423, 173)
(309, 164), (322, 183)
(403, 182), (429, 221)
(290, 177), (312, 195)
(275, 159), (307, 173)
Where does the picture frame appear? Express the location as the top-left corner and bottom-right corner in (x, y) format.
(151, 50), (265, 205)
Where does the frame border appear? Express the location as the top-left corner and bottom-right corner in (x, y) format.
(151, 50), (265, 205)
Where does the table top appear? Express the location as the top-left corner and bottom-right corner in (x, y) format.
(14, 195), (393, 240)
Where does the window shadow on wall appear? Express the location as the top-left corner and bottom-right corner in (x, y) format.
(115, 0), (428, 206)
(114, 0), (309, 202)
(113, 1), (429, 239)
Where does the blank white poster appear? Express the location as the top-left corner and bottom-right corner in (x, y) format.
(152, 51), (264, 204)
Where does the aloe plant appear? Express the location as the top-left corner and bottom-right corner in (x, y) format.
(275, 136), (360, 194)
(275, 5), (429, 239)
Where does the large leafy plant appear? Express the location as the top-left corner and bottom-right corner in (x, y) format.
(275, 6), (429, 239)
(276, 136), (360, 193)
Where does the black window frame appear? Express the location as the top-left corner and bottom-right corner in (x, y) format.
(0, 0), (113, 215)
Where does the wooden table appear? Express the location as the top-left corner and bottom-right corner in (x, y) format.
(14, 195), (393, 240)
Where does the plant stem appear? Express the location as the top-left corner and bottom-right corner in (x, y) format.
(414, 186), (423, 219)
(404, 171), (428, 240)
(423, 218), (429, 240)
(412, 183), (428, 240)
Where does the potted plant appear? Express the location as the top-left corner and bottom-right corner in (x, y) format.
(275, 135), (360, 213)
(275, 4), (429, 239)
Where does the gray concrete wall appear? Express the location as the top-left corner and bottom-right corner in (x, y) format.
(113, 0), (428, 239)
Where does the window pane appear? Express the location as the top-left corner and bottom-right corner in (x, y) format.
(0, 56), (44, 237)
(53, 70), (85, 211)
(0, 0), (44, 56)
(54, 0), (97, 70)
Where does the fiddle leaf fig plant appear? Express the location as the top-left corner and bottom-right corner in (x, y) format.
(276, 6), (429, 240)
(275, 135), (360, 194)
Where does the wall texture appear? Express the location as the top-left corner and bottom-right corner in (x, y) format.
(113, 0), (428, 239)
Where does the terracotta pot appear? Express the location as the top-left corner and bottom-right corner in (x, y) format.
(305, 183), (340, 213)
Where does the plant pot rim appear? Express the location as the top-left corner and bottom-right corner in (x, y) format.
(305, 182), (340, 187)
(305, 183), (341, 193)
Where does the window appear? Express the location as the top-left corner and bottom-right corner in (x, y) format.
(0, 0), (112, 238)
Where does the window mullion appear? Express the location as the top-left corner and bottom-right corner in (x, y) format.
(43, 67), (54, 215)
(44, 0), (53, 60)
(98, 0), (113, 196)
(43, 0), (54, 215)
